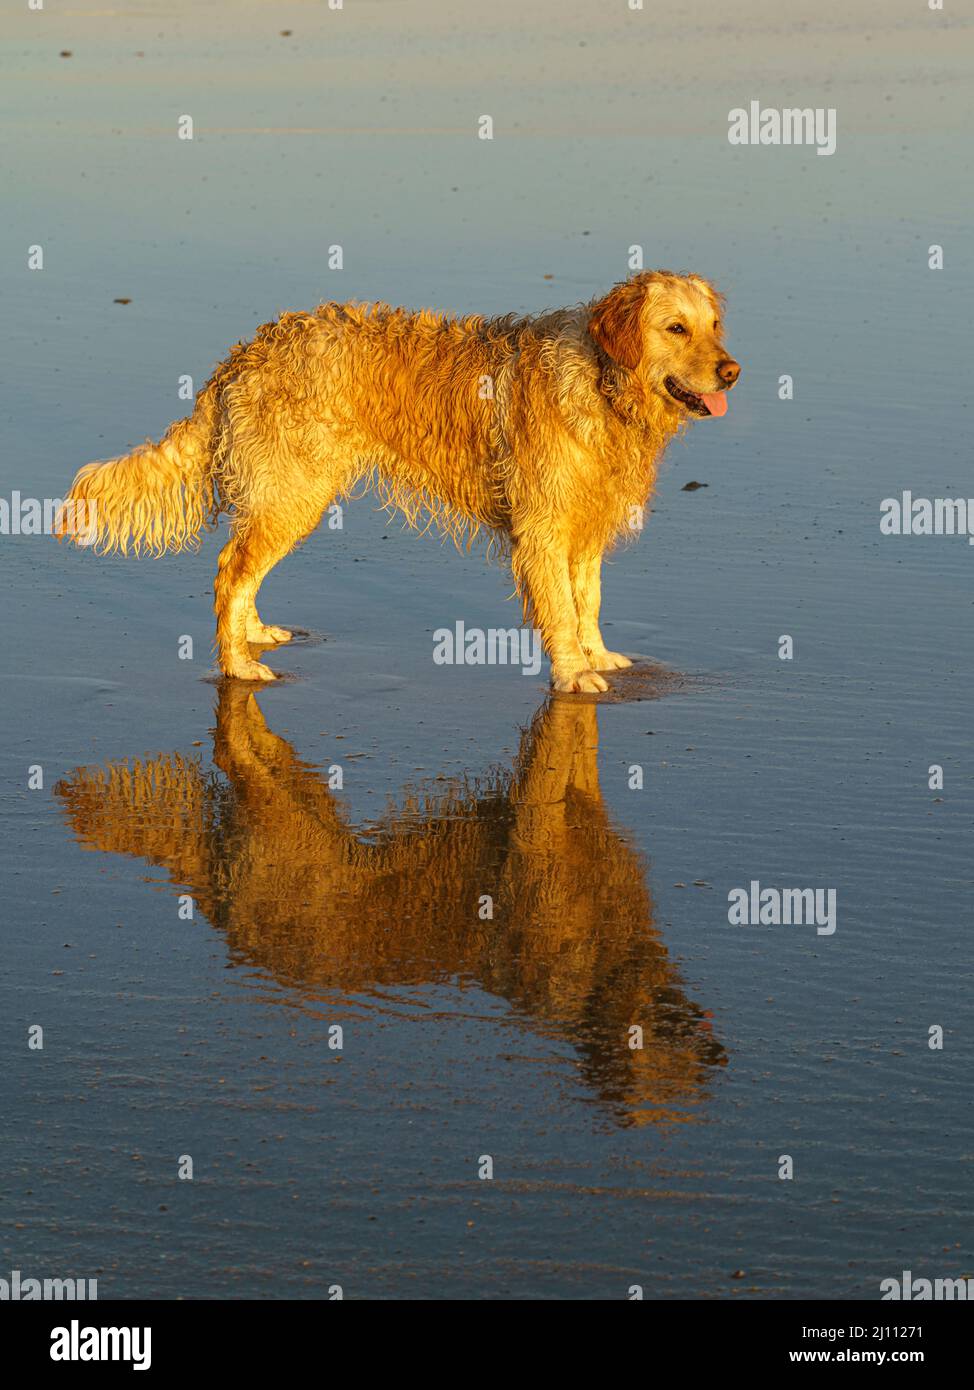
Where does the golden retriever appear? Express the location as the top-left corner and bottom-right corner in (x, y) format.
(57, 271), (739, 690)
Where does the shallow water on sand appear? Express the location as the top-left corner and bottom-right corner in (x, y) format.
(1, 1), (972, 1298)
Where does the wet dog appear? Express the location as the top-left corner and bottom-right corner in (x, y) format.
(57, 271), (739, 690)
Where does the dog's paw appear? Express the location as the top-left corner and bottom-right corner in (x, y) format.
(226, 660), (278, 682)
(552, 667), (610, 694)
(247, 624), (293, 645)
(585, 648), (632, 672)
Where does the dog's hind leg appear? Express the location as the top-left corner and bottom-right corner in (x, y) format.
(570, 551), (632, 672)
(511, 536), (609, 694)
(246, 603), (292, 647)
(215, 511), (319, 680)
(212, 408), (354, 678)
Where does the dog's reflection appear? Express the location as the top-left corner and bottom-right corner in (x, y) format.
(55, 685), (724, 1126)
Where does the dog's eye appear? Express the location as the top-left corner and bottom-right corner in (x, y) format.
(667, 323), (687, 335)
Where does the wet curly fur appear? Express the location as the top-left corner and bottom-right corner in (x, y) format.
(57, 270), (739, 690)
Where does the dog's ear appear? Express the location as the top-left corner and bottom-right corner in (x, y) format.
(588, 278), (646, 370)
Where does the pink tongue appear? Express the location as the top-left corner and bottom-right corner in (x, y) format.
(700, 392), (728, 418)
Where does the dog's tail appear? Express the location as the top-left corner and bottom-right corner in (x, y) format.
(56, 377), (224, 557)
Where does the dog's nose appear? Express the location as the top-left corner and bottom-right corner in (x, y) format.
(717, 358), (740, 386)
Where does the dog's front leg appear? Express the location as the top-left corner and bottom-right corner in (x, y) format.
(512, 537), (608, 693)
(570, 551), (633, 672)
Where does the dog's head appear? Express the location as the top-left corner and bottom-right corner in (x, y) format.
(589, 271), (740, 418)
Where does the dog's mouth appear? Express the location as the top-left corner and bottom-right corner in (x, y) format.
(665, 377), (728, 418)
